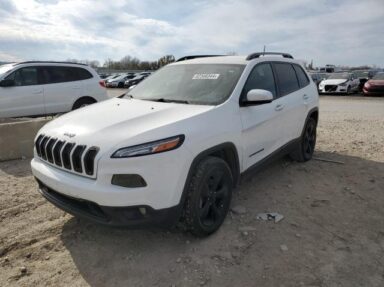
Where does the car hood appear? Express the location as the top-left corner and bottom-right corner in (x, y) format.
(38, 98), (214, 150)
(320, 79), (348, 85)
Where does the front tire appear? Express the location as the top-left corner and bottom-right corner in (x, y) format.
(182, 157), (233, 237)
(290, 117), (317, 162)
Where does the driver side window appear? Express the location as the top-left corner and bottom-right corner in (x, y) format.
(242, 63), (276, 100)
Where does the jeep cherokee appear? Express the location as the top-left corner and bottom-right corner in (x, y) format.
(31, 52), (319, 236)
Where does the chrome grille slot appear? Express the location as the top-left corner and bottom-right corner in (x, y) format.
(62, 143), (75, 170)
(34, 134), (99, 178)
(35, 134), (44, 157)
(46, 138), (57, 163)
(53, 140), (65, 166)
(84, 147), (99, 176)
(72, 145), (87, 173)
(40, 136), (50, 160)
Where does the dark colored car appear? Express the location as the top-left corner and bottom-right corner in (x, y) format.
(363, 72), (384, 96)
(352, 70), (369, 92)
(124, 73), (151, 88)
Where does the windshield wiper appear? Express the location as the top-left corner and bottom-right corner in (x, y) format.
(119, 94), (134, 99)
(147, 98), (190, 104)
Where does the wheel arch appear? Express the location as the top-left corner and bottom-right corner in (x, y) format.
(179, 142), (240, 207)
(72, 96), (97, 109)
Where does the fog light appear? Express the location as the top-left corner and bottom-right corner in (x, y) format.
(111, 174), (147, 188)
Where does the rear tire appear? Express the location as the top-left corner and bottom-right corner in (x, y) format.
(72, 98), (96, 110)
(182, 157), (233, 237)
(290, 117), (317, 162)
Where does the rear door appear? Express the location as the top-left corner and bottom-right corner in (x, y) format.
(272, 62), (308, 142)
(0, 66), (45, 117)
(239, 62), (282, 169)
(41, 66), (83, 114)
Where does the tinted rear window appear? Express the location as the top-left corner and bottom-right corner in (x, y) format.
(42, 66), (93, 84)
(273, 63), (300, 96)
(293, 65), (310, 87)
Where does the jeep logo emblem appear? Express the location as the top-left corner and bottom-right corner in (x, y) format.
(64, 132), (76, 138)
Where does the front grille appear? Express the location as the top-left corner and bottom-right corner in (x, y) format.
(325, 85), (337, 92)
(35, 134), (99, 178)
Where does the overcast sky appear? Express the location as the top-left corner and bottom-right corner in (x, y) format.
(0, 0), (383, 67)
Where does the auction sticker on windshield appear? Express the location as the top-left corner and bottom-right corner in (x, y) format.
(192, 74), (220, 80)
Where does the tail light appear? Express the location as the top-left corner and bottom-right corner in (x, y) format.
(99, 80), (106, 88)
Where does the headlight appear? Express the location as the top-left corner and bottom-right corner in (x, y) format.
(338, 81), (348, 86)
(111, 135), (185, 158)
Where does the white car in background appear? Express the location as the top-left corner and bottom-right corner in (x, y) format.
(318, 72), (359, 94)
(0, 61), (108, 118)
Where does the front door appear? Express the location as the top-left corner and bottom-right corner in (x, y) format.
(0, 67), (45, 118)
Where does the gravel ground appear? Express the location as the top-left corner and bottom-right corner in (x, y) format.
(0, 95), (384, 287)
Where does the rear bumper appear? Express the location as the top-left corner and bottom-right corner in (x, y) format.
(36, 178), (181, 227)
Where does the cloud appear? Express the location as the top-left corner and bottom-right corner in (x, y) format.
(0, 0), (383, 66)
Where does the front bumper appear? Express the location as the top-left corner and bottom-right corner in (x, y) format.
(31, 144), (192, 209)
(363, 88), (384, 96)
(36, 178), (181, 227)
(319, 85), (348, 93)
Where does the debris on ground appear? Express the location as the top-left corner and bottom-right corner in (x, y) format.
(256, 212), (284, 223)
(231, 205), (247, 215)
(312, 157), (345, 165)
(280, 245), (289, 252)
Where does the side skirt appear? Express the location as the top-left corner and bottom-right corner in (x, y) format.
(240, 137), (300, 182)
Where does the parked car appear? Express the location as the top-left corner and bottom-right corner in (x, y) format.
(318, 72), (359, 94)
(31, 52), (319, 236)
(309, 72), (328, 89)
(124, 73), (151, 88)
(103, 74), (121, 85)
(106, 73), (136, 88)
(0, 61), (108, 118)
(363, 72), (384, 96)
(352, 70), (369, 92)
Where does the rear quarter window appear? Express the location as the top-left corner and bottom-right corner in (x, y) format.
(273, 63), (300, 96)
(293, 65), (310, 87)
(42, 66), (93, 84)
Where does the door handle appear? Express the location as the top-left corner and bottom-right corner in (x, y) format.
(303, 94), (309, 100)
(32, 89), (43, 94)
(275, 104), (284, 111)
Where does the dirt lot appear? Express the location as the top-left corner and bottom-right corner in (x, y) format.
(1, 95), (384, 287)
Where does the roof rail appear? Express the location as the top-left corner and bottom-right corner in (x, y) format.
(176, 55), (225, 62)
(14, 61), (88, 66)
(246, 52), (294, 60)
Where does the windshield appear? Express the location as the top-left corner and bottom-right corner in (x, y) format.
(373, 73), (384, 80)
(353, 71), (368, 78)
(328, 73), (350, 80)
(125, 64), (245, 105)
(0, 64), (15, 77)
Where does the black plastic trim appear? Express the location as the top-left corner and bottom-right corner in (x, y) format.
(36, 179), (179, 228)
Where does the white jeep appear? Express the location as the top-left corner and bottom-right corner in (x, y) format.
(31, 53), (319, 236)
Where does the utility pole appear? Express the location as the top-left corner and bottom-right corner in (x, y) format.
(263, 45), (266, 55)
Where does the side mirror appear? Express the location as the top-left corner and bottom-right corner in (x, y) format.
(0, 79), (15, 87)
(243, 89), (273, 106)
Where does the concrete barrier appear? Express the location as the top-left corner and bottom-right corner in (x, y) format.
(0, 118), (50, 161)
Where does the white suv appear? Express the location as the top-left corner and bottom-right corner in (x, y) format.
(0, 61), (108, 118)
(31, 53), (319, 236)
